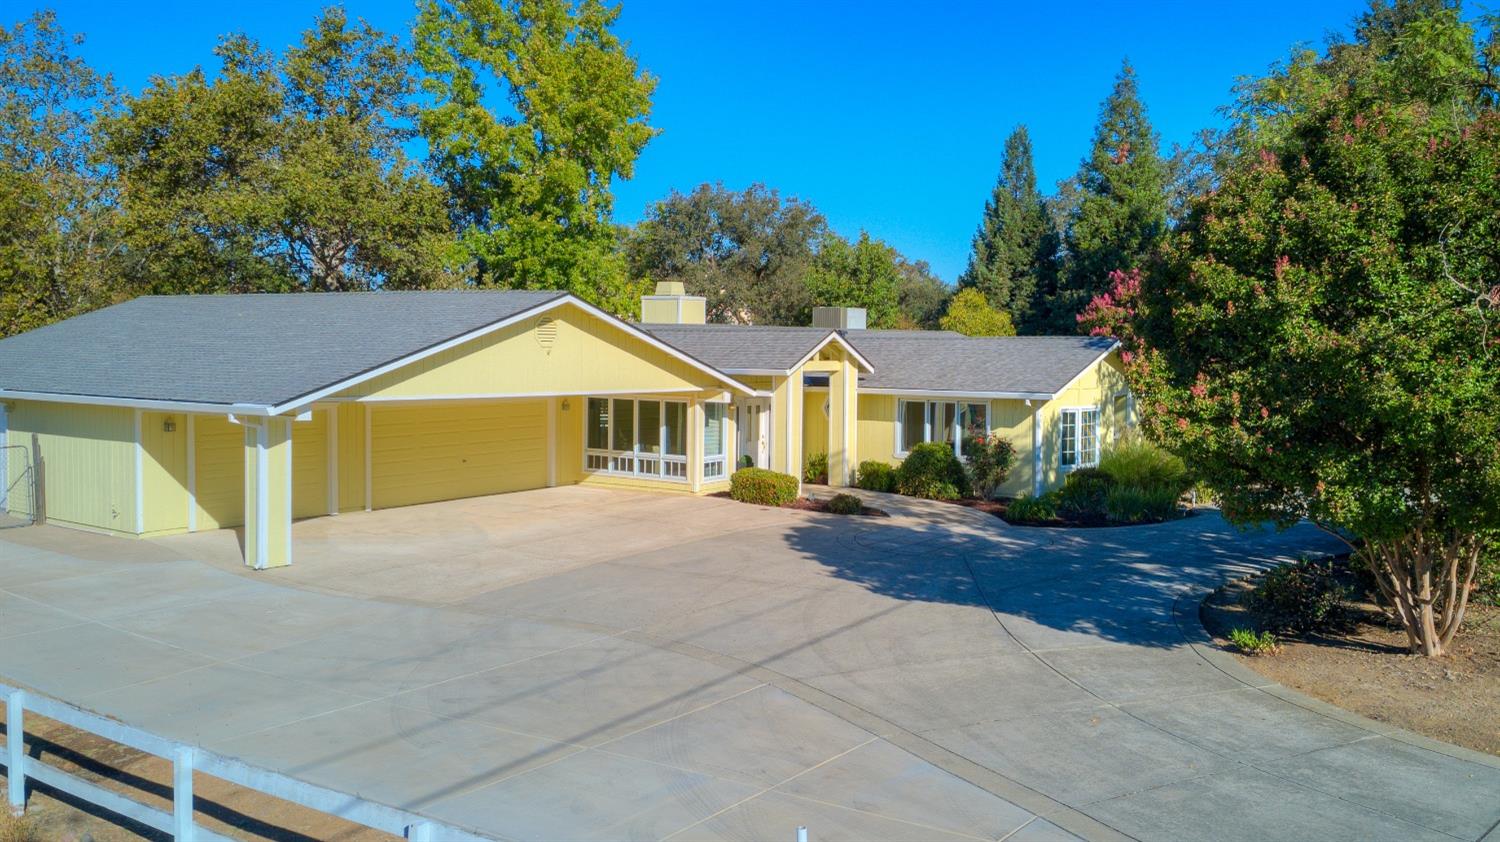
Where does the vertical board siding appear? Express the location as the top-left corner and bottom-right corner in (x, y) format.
(336, 403), (366, 513)
(291, 409), (328, 520)
(141, 412), (189, 535)
(554, 396), (583, 485)
(344, 307), (721, 400)
(194, 414), (244, 530)
(802, 388), (829, 465)
(371, 401), (547, 509)
(8, 402), (134, 533)
(855, 394), (898, 467)
(989, 399), (1036, 498)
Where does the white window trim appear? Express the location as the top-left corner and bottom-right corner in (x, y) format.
(1058, 405), (1102, 471)
(583, 395), (691, 482)
(894, 399), (991, 460)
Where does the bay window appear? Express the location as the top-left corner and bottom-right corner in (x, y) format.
(896, 400), (990, 458)
(1059, 407), (1100, 469)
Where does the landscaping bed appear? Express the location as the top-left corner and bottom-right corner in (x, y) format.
(711, 490), (887, 517)
(949, 496), (1196, 528)
(1202, 570), (1500, 757)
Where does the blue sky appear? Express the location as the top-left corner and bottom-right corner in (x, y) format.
(37, 0), (1369, 282)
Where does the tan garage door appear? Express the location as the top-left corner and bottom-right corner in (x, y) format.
(371, 401), (547, 510)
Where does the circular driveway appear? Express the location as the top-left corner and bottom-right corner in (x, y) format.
(2, 486), (1497, 841)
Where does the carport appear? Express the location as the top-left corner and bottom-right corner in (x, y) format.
(0, 291), (751, 570)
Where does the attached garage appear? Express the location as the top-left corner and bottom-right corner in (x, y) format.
(0, 290), (751, 569)
(370, 401), (547, 510)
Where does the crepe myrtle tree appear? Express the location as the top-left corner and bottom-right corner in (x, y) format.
(1081, 6), (1500, 656)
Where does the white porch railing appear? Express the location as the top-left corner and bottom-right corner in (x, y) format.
(3, 684), (491, 842)
(585, 449), (688, 480)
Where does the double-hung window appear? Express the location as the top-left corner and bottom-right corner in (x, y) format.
(585, 397), (689, 479)
(896, 400), (989, 458)
(1059, 407), (1101, 469)
(703, 403), (727, 480)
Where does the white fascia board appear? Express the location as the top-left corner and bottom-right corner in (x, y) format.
(1051, 342), (1123, 397)
(788, 332), (875, 374)
(272, 294), (754, 414)
(860, 387), (1056, 402)
(353, 387), (709, 404)
(720, 368), (792, 376)
(0, 389), (272, 415)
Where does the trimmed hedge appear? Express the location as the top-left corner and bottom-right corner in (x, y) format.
(855, 460), (897, 492)
(895, 442), (971, 501)
(827, 493), (863, 515)
(729, 467), (799, 507)
(1056, 467), (1115, 522)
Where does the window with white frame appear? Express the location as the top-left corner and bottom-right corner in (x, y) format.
(1059, 407), (1101, 469)
(895, 400), (989, 458)
(585, 397), (689, 479)
(703, 402), (727, 480)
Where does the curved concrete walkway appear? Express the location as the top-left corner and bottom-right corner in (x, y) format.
(0, 486), (1496, 842)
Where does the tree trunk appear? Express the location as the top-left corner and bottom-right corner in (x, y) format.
(1368, 529), (1481, 657)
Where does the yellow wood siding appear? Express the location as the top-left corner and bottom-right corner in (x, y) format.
(555, 397), (583, 485)
(990, 399), (1036, 498)
(335, 403), (366, 513)
(855, 394), (898, 467)
(802, 388), (830, 466)
(7, 402), (134, 533)
(342, 306), (726, 400)
(292, 409), (329, 519)
(141, 411), (189, 535)
(194, 414), (244, 529)
(370, 401), (547, 509)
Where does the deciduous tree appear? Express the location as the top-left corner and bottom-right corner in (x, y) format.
(1082, 1), (1500, 656)
(940, 287), (1015, 336)
(417, 0), (657, 313)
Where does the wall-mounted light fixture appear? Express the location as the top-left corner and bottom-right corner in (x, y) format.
(163, 419), (176, 432)
(560, 399), (571, 411)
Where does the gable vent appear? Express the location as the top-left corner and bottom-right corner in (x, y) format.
(535, 316), (558, 353)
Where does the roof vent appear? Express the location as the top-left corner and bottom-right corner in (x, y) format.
(811, 307), (867, 330)
(535, 316), (558, 353)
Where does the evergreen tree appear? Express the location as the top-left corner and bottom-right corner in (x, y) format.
(958, 126), (1051, 328)
(1046, 61), (1168, 333)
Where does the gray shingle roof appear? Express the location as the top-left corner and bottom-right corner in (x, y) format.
(850, 333), (1119, 396)
(642, 324), (839, 373)
(0, 291), (567, 407)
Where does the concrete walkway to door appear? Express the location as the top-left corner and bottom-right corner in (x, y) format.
(0, 486), (1497, 842)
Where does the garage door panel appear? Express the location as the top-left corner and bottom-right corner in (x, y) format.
(371, 402), (547, 510)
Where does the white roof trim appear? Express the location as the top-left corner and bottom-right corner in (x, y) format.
(1050, 341), (1122, 397)
(272, 294), (753, 414)
(0, 390), (270, 415)
(720, 368), (791, 376)
(789, 331), (875, 374)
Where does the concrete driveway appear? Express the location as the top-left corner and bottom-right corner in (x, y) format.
(1, 485), (1497, 842)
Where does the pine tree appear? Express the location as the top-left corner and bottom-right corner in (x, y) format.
(958, 126), (1052, 329)
(1046, 60), (1168, 333)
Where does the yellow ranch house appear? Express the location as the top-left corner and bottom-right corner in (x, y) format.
(0, 282), (1132, 569)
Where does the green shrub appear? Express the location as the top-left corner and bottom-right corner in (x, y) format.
(729, 467), (798, 507)
(895, 442), (971, 500)
(1098, 437), (1190, 491)
(1103, 484), (1182, 524)
(855, 460), (896, 493)
(803, 452), (828, 484)
(738, 454), (754, 469)
(1476, 539), (1500, 607)
(1056, 467), (1115, 522)
(826, 493), (863, 515)
(1228, 627), (1279, 655)
(1247, 558), (1351, 633)
(963, 434), (1017, 499)
(1006, 492), (1058, 523)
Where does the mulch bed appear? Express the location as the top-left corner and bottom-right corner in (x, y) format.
(946, 496), (1192, 528)
(710, 491), (888, 517)
(1202, 570), (1500, 757)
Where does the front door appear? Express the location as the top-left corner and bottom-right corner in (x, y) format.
(735, 399), (771, 468)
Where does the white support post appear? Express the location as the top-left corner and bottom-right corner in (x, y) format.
(407, 821), (435, 842)
(1030, 400), (1043, 497)
(255, 421), (270, 570)
(173, 746), (195, 841)
(7, 689), (24, 815)
(796, 826), (808, 842)
(133, 409), (144, 535)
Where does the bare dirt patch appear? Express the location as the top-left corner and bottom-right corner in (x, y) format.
(1203, 577), (1500, 757)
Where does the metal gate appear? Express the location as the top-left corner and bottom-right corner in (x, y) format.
(0, 444), (36, 527)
